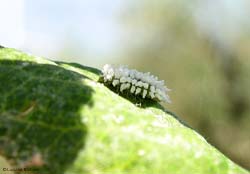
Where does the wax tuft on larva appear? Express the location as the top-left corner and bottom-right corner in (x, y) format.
(144, 83), (149, 89)
(149, 91), (155, 98)
(101, 64), (171, 103)
(132, 79), (137, 85)
(120, 77), (126, 83)
(112, 79), (119, 87)
(135, 88), (141, 95)
(131, 86), (136, 93)
(150, 86), (155, 93)
(143, 89), (147, 98)
(120, 83), (127, 92)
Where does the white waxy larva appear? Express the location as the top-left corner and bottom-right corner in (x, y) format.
(100, 64), (171, 103)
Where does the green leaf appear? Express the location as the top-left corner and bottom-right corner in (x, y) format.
(0, 48), (248, 174)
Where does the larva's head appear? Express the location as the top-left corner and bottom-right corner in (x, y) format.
(100, 64), (171, 104)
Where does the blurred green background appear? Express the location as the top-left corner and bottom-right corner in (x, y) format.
(1, 0), (249, 170)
